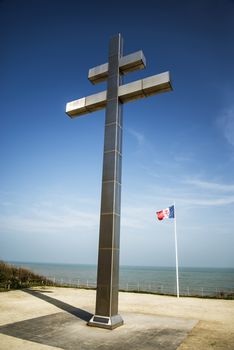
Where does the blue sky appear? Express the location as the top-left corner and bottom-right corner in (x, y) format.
(1, 0), (234, 268)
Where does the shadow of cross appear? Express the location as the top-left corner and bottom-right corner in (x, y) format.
(24, 288), (93, 322)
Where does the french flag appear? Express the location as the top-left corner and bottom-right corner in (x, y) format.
(156, 205), (175, 220)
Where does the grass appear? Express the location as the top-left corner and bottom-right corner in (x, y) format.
(0, 260), (54, 291)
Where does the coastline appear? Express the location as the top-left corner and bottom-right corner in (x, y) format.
(6, 261), (234, 299)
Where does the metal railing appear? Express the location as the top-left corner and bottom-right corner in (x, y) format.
(45, 277), (234, 299)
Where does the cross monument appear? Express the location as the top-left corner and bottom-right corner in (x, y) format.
(66, 34), (172, 329)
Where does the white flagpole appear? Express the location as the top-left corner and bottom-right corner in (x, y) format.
(174, 203), (180, 298)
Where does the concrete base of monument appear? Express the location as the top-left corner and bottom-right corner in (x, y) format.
(88, 314), (124, 330)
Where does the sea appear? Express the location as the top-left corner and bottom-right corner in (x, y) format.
(10, 262), (234, 297)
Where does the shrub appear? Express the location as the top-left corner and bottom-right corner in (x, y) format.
(0, 261), (53, 291)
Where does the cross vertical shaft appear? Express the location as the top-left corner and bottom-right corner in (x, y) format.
(88, 34), (124, 329)
(66, 33), (173, 330)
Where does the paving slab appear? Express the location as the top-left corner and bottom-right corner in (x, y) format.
(0, 288), (197, 350)
(1, 287), (234, 350)
(0, 310), (196, 350)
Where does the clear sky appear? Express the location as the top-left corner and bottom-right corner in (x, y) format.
(1, 0), (234, 268)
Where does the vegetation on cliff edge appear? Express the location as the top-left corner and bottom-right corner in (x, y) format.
(0, 261), (53, 291)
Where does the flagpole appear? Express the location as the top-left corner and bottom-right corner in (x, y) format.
(174, 202), (180, 298)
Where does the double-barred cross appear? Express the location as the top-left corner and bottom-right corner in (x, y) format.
(66, 34), (172, 330)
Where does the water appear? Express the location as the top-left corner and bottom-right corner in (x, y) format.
(11, 262), (234, 297)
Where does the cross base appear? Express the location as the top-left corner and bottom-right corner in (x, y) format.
(88, 314), (124, 330)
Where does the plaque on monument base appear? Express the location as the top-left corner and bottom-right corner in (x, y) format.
(88, 314), (124, 330)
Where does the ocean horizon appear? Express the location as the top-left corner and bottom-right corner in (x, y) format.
(8, 261), (234, 297)
(8, 260), (234, 269)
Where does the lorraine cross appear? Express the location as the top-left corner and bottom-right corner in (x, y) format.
(65, 33), (172, 330)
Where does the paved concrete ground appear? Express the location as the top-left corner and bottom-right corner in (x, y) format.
(0, 287), (233, 350)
